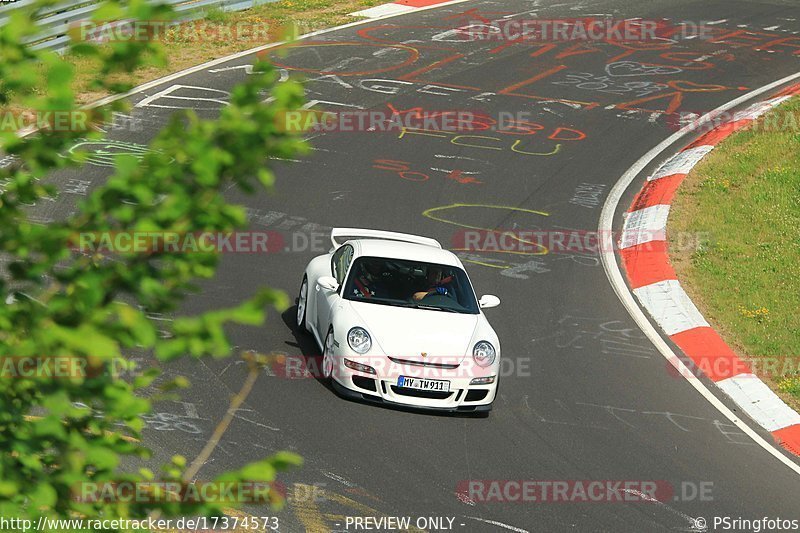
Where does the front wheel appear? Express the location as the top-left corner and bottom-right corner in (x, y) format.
(296, 276), (308, 332)
(322, 327), (335, 379)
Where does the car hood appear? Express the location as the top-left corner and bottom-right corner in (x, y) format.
(347, 300), (479, 364)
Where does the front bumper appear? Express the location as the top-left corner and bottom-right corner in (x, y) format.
(330, 356), (497, 412)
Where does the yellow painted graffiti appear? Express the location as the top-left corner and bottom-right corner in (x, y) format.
(511, 139), (561, 156)
(291, 484), (329, 533)
(450, 134), (503, 150)
(422, 203), (551, 256)
(398, 128), (563, 156)
(461, 258), (510, 270)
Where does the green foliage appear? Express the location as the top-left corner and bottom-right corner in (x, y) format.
(0, 0), (304, 526)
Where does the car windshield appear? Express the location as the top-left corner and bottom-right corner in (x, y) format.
(342, 256), (479, 314)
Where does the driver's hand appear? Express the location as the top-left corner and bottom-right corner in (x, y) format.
(412, 291), (428, 301)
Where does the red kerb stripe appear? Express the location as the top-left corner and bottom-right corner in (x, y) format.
(620, 241), (675, 289)
(629, 174), (685, 212)
(684, 119), (752, 150)
(773, 424), (800, 456)
(670, 327), (749, 381)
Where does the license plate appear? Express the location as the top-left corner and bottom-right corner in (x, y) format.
(397, 376), (450, 392)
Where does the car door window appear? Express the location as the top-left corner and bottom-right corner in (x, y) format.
(332, 245), (354, 285)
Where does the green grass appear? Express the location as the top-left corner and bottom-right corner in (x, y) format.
(203, 6), (233, 23)
(669, 96), (800, 405)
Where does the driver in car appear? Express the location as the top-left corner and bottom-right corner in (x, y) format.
(413, 266), (455, 301)
(353, 259), (390, 299)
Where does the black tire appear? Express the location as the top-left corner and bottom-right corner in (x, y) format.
(322, 327), (334, 380)
(296, 276), (309, 333)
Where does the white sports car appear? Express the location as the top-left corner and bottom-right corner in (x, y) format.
(296, 228), (501, 413)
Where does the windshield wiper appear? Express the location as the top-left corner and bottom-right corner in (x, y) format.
(414, 304), (458, 313)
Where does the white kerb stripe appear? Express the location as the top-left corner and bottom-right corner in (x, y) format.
(649, 145), (715, 181)
(351, 4), (416, 17)
(717, 374), (800, 432)
(764, 95), (793, 108)
(632, 280), (709, 336)
(733, 101), (774, 121)
(733, 95), (791, 121)
(619, 204), (670, 249)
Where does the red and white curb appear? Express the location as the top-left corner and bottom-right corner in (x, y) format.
(619, 83), (800, 457)
(351, 0), (454, 18)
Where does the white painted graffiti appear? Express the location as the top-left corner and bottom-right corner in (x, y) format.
(136, 85), (231, 110)
(66, 140), (156, 168)
(604, 61), (684, 77)
(62, 178), (92, 195)
(569, 182), (607, 209)
(533, 314), (656, 358)
(554, 72), (669, 97)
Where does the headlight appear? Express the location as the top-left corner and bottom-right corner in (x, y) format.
(473, 341), (496, 367)
(347, 327), (372, 354)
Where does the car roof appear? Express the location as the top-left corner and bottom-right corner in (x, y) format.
(348, 239), (463, 268)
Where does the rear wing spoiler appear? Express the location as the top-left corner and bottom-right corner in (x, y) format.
(330, 228), (442, 250)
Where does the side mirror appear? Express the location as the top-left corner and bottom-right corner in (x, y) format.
(479, 295), (500, 309)
(317, 276), (339, 292)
